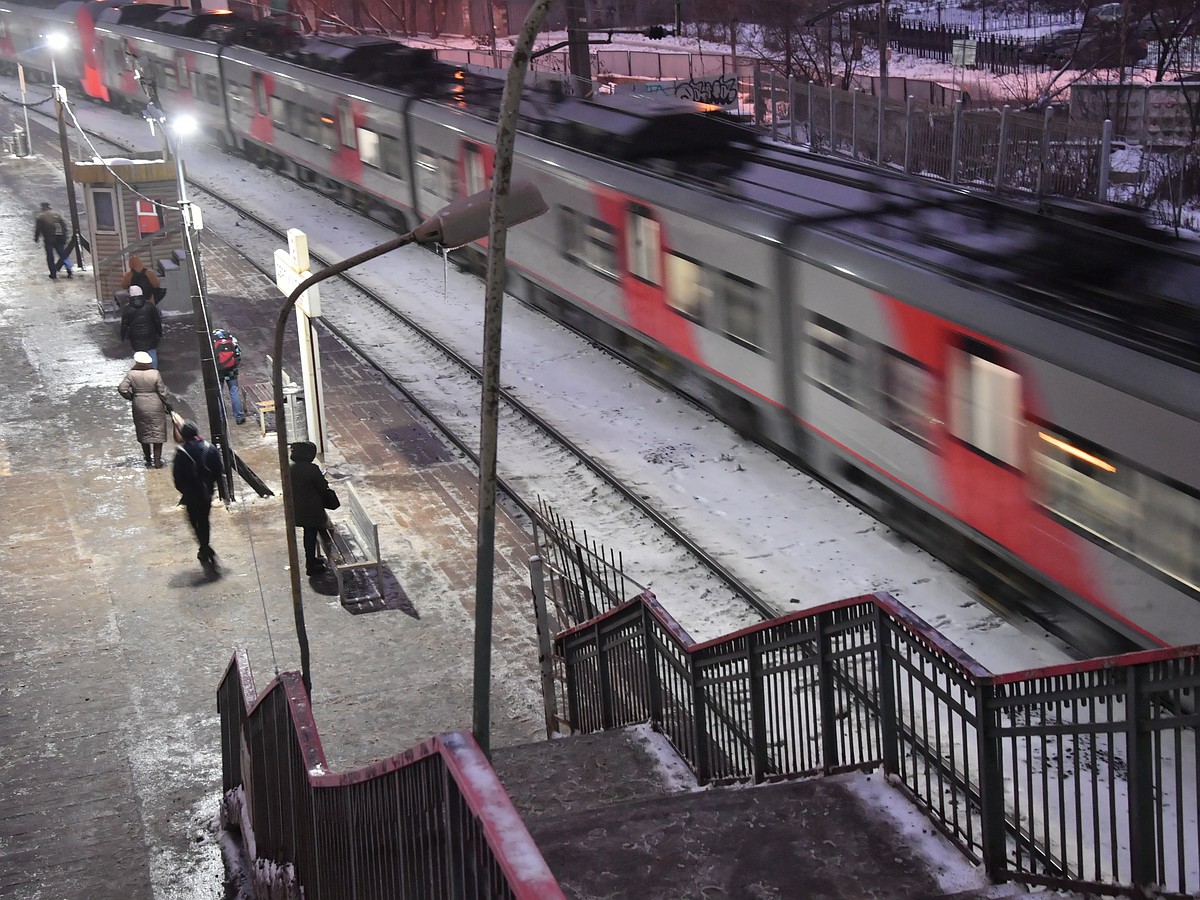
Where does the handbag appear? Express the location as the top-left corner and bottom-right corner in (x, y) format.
(323, 486), (341, 510)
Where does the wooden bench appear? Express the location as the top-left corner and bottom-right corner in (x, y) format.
(242, 381), (276, 437)
(318, 482), (383, 602)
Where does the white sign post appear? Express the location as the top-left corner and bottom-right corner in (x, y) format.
(274, 229), (327, 458)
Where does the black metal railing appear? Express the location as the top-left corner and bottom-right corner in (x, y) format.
(555, 591), (1200, 897)
(217, 650), (564, 899)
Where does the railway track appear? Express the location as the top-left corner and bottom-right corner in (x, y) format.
(23, 94), (1100, 669)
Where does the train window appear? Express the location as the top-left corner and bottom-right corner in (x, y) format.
(381, 135), (405, 179)
(91, 189), (117, 233)
(666, 253), (710, 325)
(337, 102), (355, 149)
(1034, 428), (1130, 544)
(190, 70), (202, 100)
(949, 347), (1022, 468)
(270, 96), (286, 130)
(1136, 477), (1200, 587)
(805, 315), (862, 405)
(174, 53), (187, 89)
(463, 144), (487, 196)
(358, 128), (381, 168)
(205, 75), (220, 106)
(720, 274), (764, 354)
(882, 349), (934, 446)
(320, 115), (336, 150)
(625, 205), (661, 286)
(561, 207), (618, 280)
(252, 73), (267, 116)
(416, 148), (453, 200)
(301, 108), (320, 143)
(285, 101), (301, 136)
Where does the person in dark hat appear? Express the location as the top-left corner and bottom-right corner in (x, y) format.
(172, 421), (224, 568)
(289, 441), (333, 576)
(32, 201), (72, 279)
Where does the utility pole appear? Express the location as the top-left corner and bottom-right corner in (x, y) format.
(564, 0), (592, 96)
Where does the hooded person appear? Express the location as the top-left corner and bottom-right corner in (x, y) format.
(289, 440), (335, 576)
(120, 254), (162, 302)
(120, 285), (164, 368)
(172, 422), (224, 567)
(117, 350), (173, 468)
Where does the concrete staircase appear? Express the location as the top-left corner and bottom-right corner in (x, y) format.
(490, 727), (1031, 900)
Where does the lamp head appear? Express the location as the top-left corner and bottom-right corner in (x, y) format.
(172, 115), (198, 137)
(46, 32), (68, 52)
(411, 180), (547, 249)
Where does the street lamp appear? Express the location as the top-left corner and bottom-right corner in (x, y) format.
(273, 182), (546, 697)
(45, 32), (84, 270)
(472, 0), (556, 759)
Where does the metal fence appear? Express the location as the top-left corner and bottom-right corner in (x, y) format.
(216, 651), (564, 899)
(761, 76), (1113, 204)
(554, 591), (1200, 897)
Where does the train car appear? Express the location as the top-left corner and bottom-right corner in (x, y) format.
(3, 0), (1199, 653)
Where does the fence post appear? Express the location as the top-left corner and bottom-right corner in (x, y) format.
(975, 680), (1008, 882)
(873, 608), (899, 775)
(808, 81), (817, 150)
(877, 92), (886, 165)
(829, 83), (837, 156)
(1035, 105), (1054, 204)
(748, 631), (769, 783)
(642, 599), (664, 726)
(595, 619), (615, 730)
(817, 609), (840, 774)
(950, 98), (962, 185)
(993, 104), (1011, 195)
(789, 75), (797, 144)
(529, 556), (560, 738)
(852, 89), (859, 158)
(771, 70), (779, 142)
(754, 63), (764, 127)
(903, 94), (916, 174)
(1098, 118), (1113, 203)
(690, 650), (712, 783)
(1125, 664), (1158, 891)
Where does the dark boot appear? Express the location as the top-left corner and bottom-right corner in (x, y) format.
(141, 443), (153, 468)
(152, 443), (163, 468)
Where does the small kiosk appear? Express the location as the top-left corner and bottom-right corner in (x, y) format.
(73, 153), (191, 316)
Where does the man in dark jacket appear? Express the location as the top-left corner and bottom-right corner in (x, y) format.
(120, 286), (164, 368)
(32, 201), (72, 279)
(290, 441), (333, 576)
(172, 422), (224, 567)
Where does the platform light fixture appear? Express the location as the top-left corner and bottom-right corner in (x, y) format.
(273, 181), (546, 697)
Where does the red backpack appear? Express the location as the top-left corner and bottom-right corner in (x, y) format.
(214, 335), (238, 374)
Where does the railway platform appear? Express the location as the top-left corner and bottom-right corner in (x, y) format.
(0, 119), (1045, 899)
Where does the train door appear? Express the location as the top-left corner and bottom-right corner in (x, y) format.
(330, 97), (362, 182)
(945, 338), (1029, 546)
(622, 203), (694, 356)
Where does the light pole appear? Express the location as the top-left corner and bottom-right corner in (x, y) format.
(273, 183), (546, 697)
(46, 32), (84, 270)
(166, 114), (238, 501)
(472, 0), (556, 758)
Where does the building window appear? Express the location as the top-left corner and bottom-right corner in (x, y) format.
(92, 189), (117, 232)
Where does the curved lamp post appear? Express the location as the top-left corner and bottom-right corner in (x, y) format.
(473, 0), (557, 758)
(46, 31), (84, 270)
(274, 182), (546, 697)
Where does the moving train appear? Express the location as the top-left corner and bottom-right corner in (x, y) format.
(4, 0), (1200, 653)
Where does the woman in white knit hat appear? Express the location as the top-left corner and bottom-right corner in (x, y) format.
(117, 351), (174, 468)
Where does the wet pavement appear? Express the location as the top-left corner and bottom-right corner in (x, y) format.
(0, 123), (1041, 899)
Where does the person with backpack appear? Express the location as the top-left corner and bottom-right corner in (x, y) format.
(32, 201), (72, 279)
(120, 286), (164, 368)
(172, 421), (224, 568)
(211, 329), (245, 425)
(120, 255), (164, 304)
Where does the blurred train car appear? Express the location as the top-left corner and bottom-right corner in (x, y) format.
(3, 0), (1199, 653)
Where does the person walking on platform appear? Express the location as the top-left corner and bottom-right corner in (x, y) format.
(121, 255), (163, 304)
(211, 329), (245, 425)
(172, 421), (223, 568)
(117, 351), (173, 469)
(290, 441), (333, 577)
(32, 201), (72, 279)
(120, 285), (163, 368)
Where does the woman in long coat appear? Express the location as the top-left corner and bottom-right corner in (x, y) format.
(118, 351), (173, 468)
